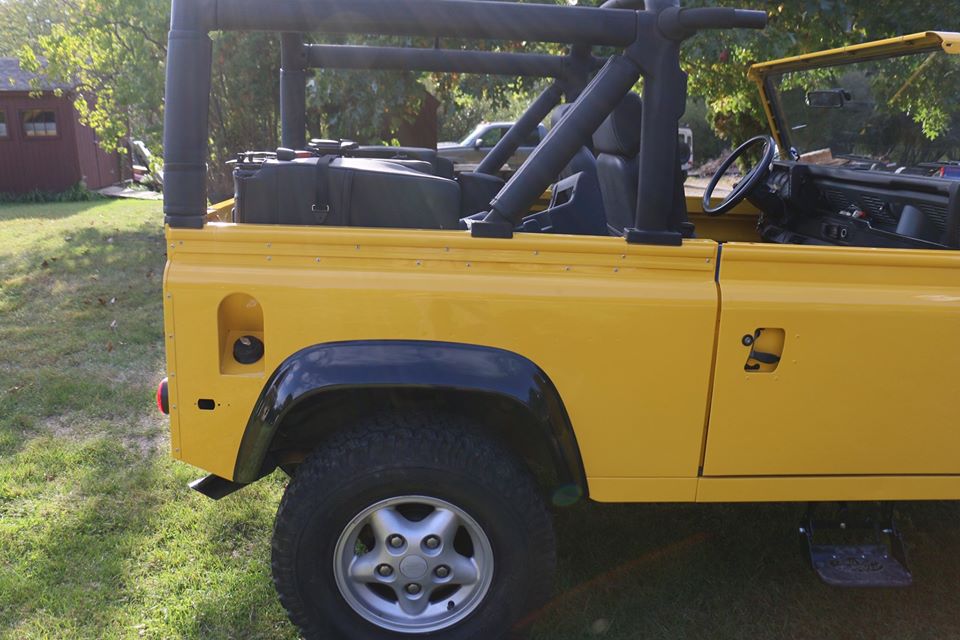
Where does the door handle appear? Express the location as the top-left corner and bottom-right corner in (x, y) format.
(742, 328), (785, 372)
(748, 350), (781, 365)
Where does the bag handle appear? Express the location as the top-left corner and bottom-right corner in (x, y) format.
(313, 155), (333, 221)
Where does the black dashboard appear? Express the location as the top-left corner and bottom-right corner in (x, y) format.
(748, 161), (960, 250)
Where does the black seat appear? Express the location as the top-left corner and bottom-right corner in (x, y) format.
(593, 92), (688, 233)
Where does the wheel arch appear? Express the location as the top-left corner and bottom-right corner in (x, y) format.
(234, 340), (587, 502)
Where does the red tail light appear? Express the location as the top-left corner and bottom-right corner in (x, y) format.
(157, 378), (169, 415)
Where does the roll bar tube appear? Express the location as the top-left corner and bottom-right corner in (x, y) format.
(304, 45), (602, 78)
(163, 0), (766, 241)
(280, 33), (307, 150)
(297, 45), (601, 179)
(163, 0), (640, 227)
(479, 1), (767, 243)
(215, 0), (639, 45)
(485, 52), (646, 225)
(475, 82), (564, 177)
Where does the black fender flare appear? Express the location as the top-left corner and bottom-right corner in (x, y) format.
(233, 340), (587, 495)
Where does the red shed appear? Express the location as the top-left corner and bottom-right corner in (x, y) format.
(0, 58), (120, 195)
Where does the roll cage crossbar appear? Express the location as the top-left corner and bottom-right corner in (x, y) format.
(163, 0), (765, 244)
(279, 35), (604, 166)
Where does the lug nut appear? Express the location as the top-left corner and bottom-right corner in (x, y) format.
(388, 535), (405, 549)
(424, 535), (441, 550)
(376, 564), (393, 577)
(405, 583), (422, 595)
(435, 565), (450, 579)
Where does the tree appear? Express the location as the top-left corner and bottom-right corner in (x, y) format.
(0, 0), (57, 57)
(16, 0), (569, 197)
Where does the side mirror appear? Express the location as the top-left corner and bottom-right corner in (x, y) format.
(473, 138), (484, 150)
(806, 89), (849, 109)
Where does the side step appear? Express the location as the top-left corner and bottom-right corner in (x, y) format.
(800, 502), (912, 588)
(189, 474), (248, 500)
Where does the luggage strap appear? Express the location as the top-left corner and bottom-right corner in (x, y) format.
(313, 155), (334, 222)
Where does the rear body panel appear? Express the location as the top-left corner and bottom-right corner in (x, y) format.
(163, 226), (960, 503)
(164, 224), (720, 495)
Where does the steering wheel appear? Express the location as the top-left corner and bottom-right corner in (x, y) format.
(702, 135), (776, 217)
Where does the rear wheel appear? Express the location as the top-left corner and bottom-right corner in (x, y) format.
(271, 416), (556, 640)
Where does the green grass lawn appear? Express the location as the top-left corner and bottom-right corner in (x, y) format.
(1, 199), (959, 639)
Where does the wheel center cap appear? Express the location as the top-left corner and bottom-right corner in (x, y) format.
(399, 555), (428, 579)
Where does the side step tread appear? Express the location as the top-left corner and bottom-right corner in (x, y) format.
(809, 543), (912, 587)
(801, 502), (913, 588)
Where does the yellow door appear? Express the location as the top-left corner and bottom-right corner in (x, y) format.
(704, 242), (960, 477)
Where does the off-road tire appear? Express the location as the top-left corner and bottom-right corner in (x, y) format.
(271, 413), (556, 640)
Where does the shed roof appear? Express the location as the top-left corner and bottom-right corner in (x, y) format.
(0, 57), (73, 92)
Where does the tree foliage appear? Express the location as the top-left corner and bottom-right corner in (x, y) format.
(0, 0), (57, 57)
(7, 0), (959, 197)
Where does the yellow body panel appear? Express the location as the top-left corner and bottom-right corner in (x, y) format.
(164, 223), (960, 502)
(705, 242), (960, 477)
(685, 195), (761, 243)
(165, 224), (720, 484)
(697, 476), (960, 503)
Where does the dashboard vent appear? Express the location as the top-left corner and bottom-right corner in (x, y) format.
(918, 204), (948, 231)
(823, 188), (947, 234)
(824, 189), (851, 209)
(858, 194), (898, 226)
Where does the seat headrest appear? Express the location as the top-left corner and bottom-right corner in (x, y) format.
(550, 103), (573, 129)
(593, 92), (643, 157)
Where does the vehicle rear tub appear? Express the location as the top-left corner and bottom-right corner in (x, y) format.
(162, 223), (720, 498)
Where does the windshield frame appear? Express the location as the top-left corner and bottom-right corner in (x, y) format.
(750, 31), (960, 156)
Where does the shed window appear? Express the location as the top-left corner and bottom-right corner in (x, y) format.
(0, 111), (7, 138)
(22, 109), (58, 138)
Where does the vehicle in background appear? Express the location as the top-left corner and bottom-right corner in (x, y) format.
(441, 121), (694, 177)
(437, 121), (548, 173)
(678, 125), (693, 173)
(939, 164), (960, 179)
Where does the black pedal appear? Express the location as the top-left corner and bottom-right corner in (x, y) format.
(800, 503), (912, 588)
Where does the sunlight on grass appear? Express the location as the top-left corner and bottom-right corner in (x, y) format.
(0, 200), (295, 639)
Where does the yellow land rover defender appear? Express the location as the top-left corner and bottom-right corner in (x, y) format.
(157, 0), (960, 637)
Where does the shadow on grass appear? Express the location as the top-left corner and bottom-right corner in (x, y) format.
(0, 221), (166, 455)
(531, 500), (960, 640)
(0, 200), (111, 222)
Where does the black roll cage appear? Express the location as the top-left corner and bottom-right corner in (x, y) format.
(163, 0), (765, 245)
(279, 35), (604, 173)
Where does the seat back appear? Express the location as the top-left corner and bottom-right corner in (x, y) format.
(592, 93), (643, 232)
(593, 92), (688, 234)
